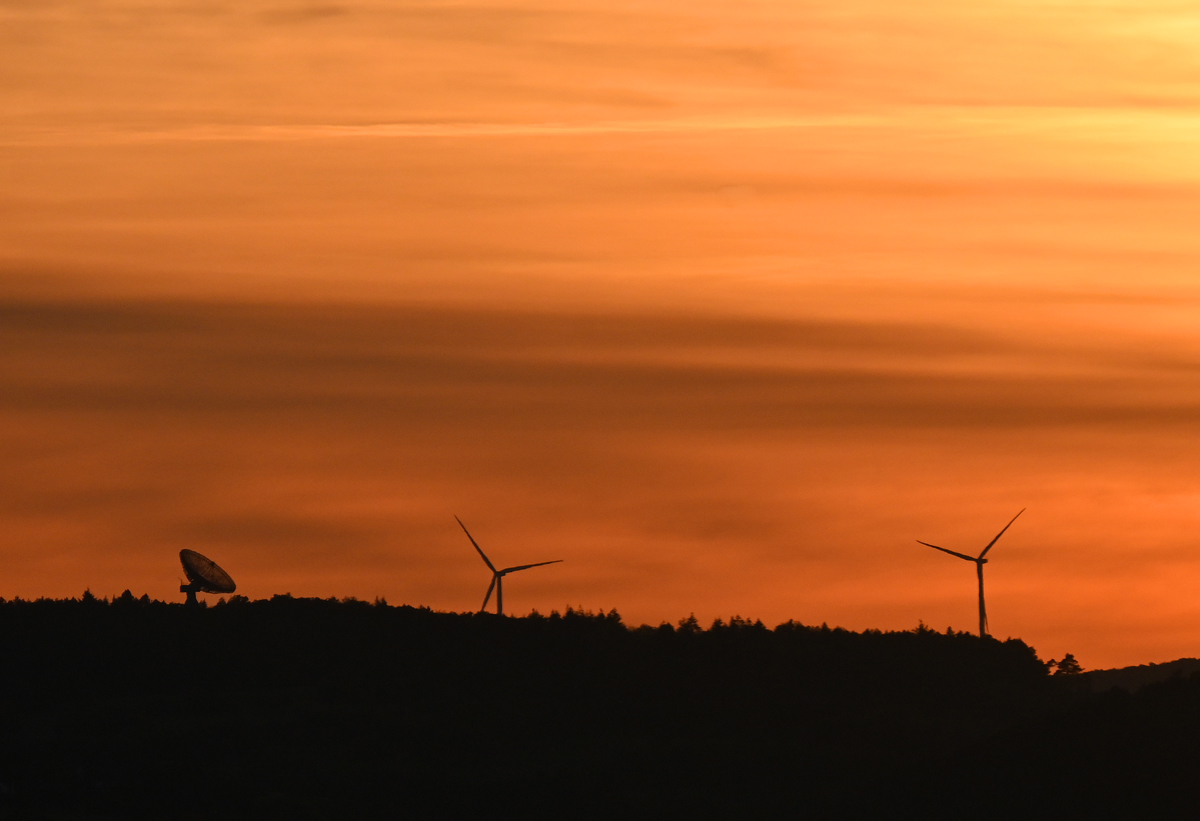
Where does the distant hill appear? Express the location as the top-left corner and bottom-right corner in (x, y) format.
(1083, 657), (1200, 692)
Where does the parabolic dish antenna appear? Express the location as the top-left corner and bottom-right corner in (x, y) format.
(179, 549), (236, 606)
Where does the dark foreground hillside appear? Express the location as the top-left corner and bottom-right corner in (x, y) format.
(0, 595), (1196, 819)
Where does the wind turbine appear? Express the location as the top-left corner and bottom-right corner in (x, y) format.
(917, 509), (1025, 637)
(456, 516), (562, 616)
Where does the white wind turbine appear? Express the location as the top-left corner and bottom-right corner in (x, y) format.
(917, 509), (1025, 637)
(456, 517), (562, 616)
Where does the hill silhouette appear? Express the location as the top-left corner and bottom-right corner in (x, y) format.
(1082, 656), (1200, 692)
(0, 593), (1196, 818)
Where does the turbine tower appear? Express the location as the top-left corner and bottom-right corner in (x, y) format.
(456, 516), (562, 616)
(917, 509), (1024, 637)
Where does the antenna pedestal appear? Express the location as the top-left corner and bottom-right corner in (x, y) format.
(180, 584), (200, 607)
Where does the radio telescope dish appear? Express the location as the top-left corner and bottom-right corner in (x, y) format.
(179, 549), (236, 605)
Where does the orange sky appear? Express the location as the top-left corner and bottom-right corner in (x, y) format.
(5, 0), (1200, 668)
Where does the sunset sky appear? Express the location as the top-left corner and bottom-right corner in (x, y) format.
(6, 0), (1200, 668)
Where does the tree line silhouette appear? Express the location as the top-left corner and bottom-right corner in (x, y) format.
(0, 593), (1195, 818)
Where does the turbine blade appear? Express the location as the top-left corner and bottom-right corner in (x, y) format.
(480, 576), (496, 612)
(917, 541), (978, 563)
(500, 560), (564, 574)
(978, 508), (1025, 559)
(456, 516), (496, 572)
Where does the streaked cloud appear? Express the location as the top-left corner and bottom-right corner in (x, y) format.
(5, 298), (1200, 669)
(5, 0), (1200, 668)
